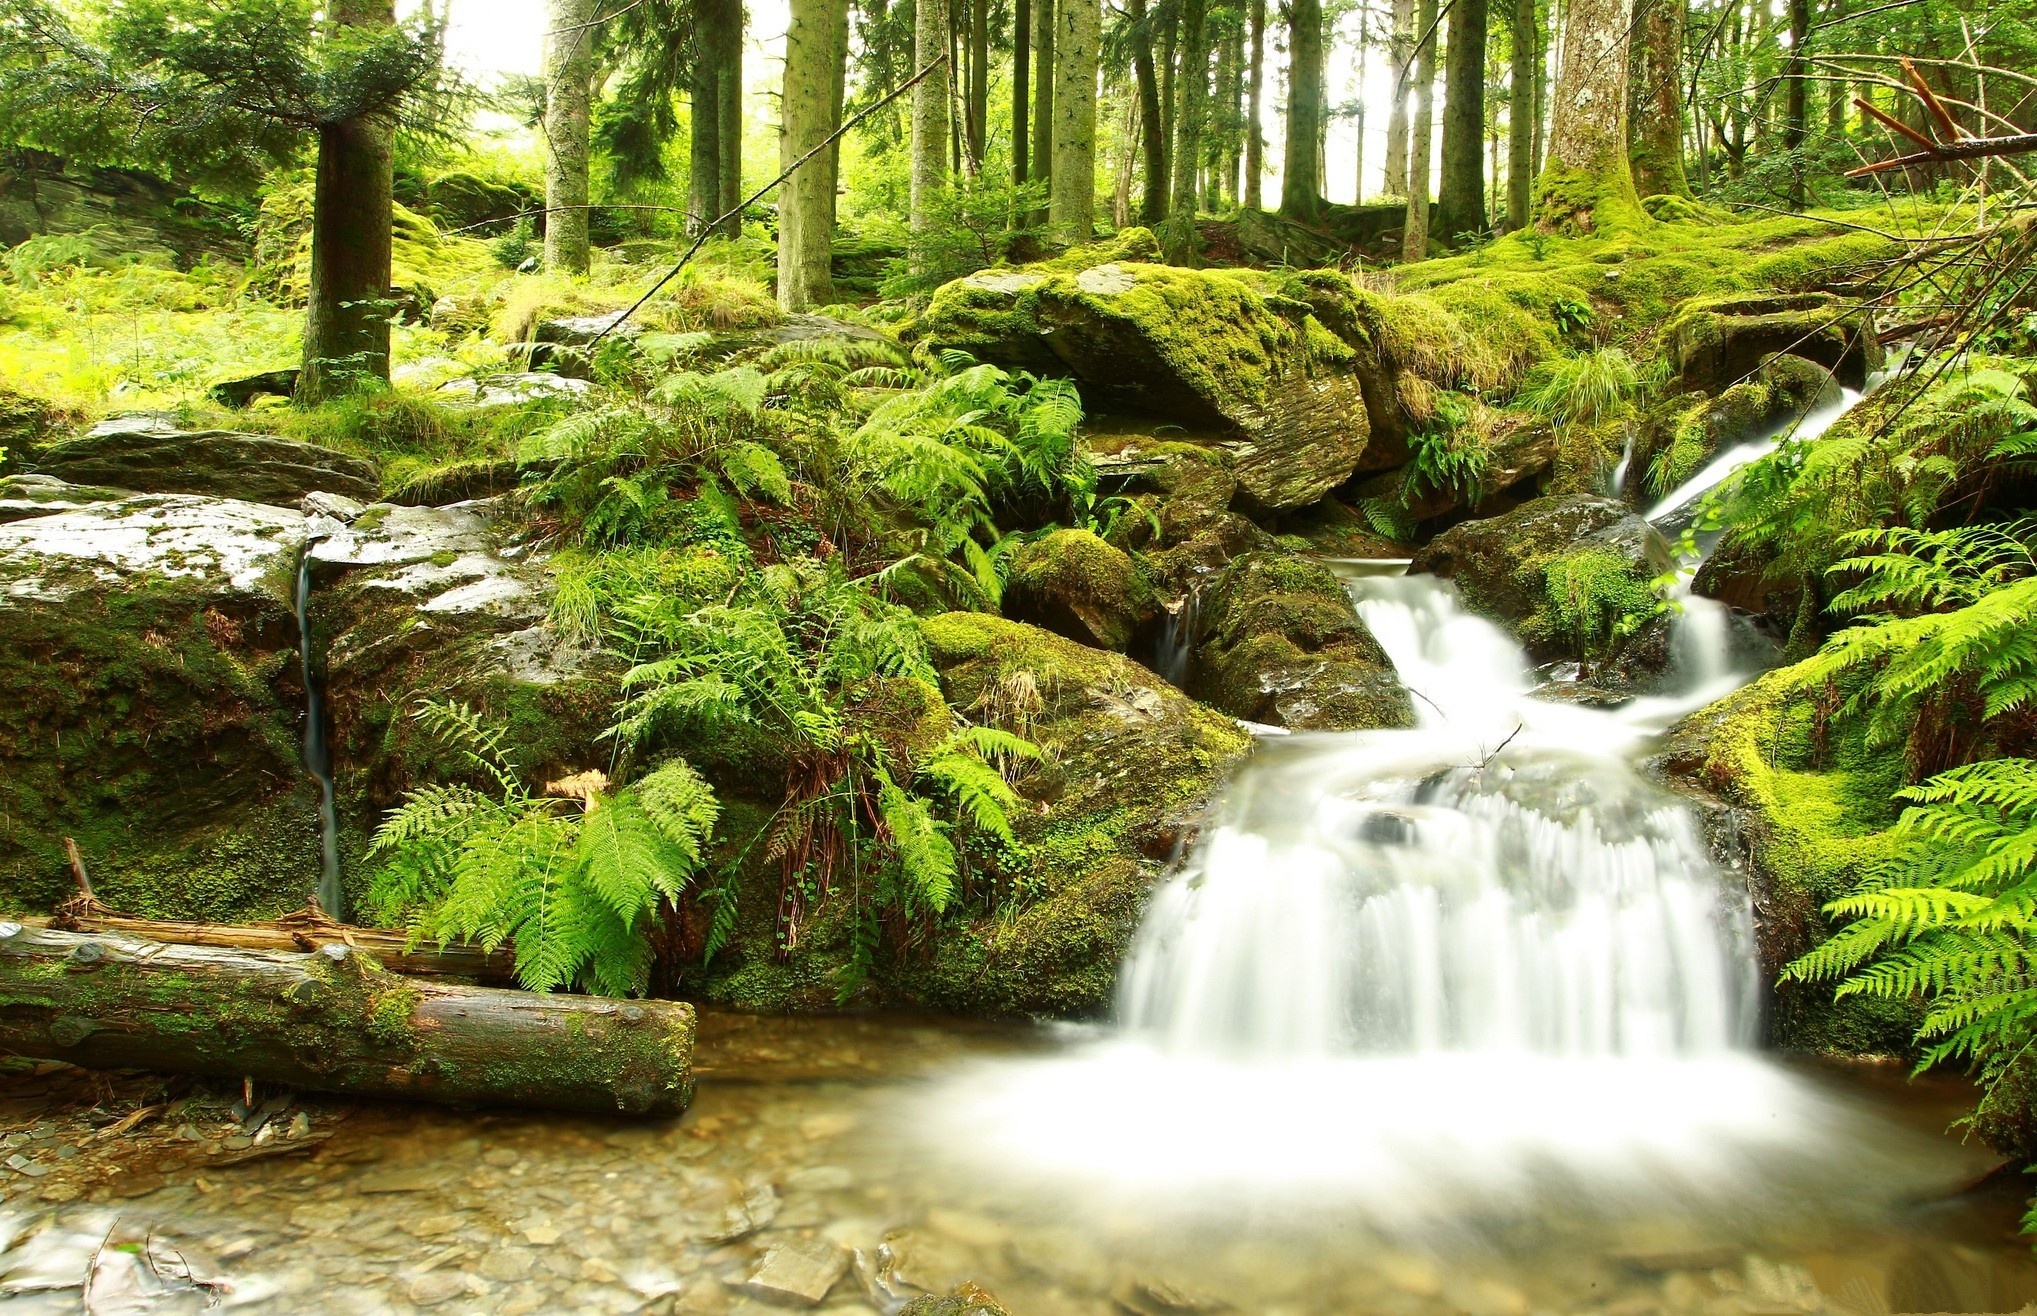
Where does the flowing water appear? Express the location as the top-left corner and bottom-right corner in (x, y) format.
(11, 393), (2037, 1312)
(292, 551), (343, 919)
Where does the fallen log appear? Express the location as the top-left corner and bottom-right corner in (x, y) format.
(0, 924), (693, 1117)
(27, 912), (514, 983)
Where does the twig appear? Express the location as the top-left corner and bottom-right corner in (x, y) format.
(587, 54), (951, 354)
(62, 838), (92, 899)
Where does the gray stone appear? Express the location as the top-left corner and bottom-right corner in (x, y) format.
(0, 494), (305, 604)
(27, 426), (378, 507)
(0, 475), (129, 525)
(743, 1239), (848, 1307)
(437, 373), (592, 407)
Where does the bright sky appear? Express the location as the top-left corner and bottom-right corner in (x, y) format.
(410, 0), (1452, 208)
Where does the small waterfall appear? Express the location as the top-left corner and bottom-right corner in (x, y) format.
(1646, 387), (1861, 526)
(1609, 430), (1636, 499)
(1119, 574), (1760, 1061)
(1153, 587), (1201, 688)
(293, 551), (343, 919)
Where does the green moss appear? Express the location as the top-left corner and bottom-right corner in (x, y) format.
(1006, 528), (1156, 651)
(366, 981), (424, 1047)
(1528, 546), (1664, 659)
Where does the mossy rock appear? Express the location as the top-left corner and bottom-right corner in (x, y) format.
(910, 263), (1376, 509)
(1084, 429), (1278, 590)
(1654, 675), (1920, 1056)
(29, 419), (379, 507)
(1692, 532), (1805, 636)
(1191, 551), (1414, 731)
(0, 494), (320, 920)
(1662, 292), (1881, 393)
(1636, 355), (1843, 507)
(0, 475), (131, 525)
(1005, 528), (1158, 652)
(1413, 493), (1630, 623)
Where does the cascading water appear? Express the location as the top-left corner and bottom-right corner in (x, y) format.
(293, 551), (343, 918)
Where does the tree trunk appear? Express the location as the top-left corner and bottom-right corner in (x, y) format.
(1130, 0), (1169, 223)
(1244, 0), (1267, 208)
(911, 0), (953, 265)
(1784, 0), (1809, 208)
(1280, 0), (1326, 217)
(32, 911), (512, 982)
(1402, 0), (1437, 257)
(778, 0), (839, 310)
(970, 0), (991, 171)
(828, 0), (851, 230)
(1050, 0), (1100, 243)
(1032, 0), (1056, 195)
(1014, 0), (1032, 185)
(0, 925), (694, 1116)
(689, 0), (724, 236)
(1213, 21), (1240, 208)
(1532, 0), (1547, 173)
(1507, 0), (1535, 227)
(1534, 0), (1643, 231)
(299, 0), (397, 405)
(1384, 0), (1414, 195)
(716, 0), (745, 237)
(1627, 0), (1690, 197)
(1164, 0), (1210, 259)
(543, 0), (595, 275)
(1436, 0), (1491, 242)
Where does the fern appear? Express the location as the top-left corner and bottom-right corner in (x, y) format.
(367, 700), (719, 995)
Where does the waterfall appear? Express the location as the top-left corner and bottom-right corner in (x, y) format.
(1153, 585), (1201, 688)
(1645, 387), (1861, 527)
(293, 551), (343, 919)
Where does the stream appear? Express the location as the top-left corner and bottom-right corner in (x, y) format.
(9, 392), (2037, 1313)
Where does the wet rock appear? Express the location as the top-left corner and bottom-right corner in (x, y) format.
(911, 262), (1376, 509)
(1635, 355), (1842, 509)
(898, 1283), (1012, 1316)
(0, 494), (319, 919)
(1191, 550), (1413, 731)
(1662, 292), (1880, 393)
(0, 474), (130, 525)
(1004, 529), (1157, 652)
(26, 425), (378, 507)
(742, 1238), (848, 1307)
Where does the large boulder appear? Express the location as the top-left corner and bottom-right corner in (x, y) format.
(1413, 494), (1673, 662)
(1663, 292), (1881, 393)
(28, 418), (379, 507)
(912, 262), (1376, 510)
(1004, 528), (1157, 652)
(0, 494), (321, 920)
(307, 502), (615, 849)
(693, 616), (1253, 1017)
(1191, 551), (1414, 731)
(0, 475), (129, 525)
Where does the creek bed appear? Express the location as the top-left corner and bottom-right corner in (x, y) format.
(0, 1009), (2032, 1314)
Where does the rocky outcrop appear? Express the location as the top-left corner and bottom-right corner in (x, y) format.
(0, 494), (319, 920)
(912, 262), (1376, 510)
(1414, 494), (1633, 624)
(1004, 529), (1157, 652)
(1635, 354), (1843, 507)
(1662, 292), (1881, 392)
(307, 501), (613, 828)
(0, 152), (248, 269)
(1191, 551), (1413, 730)
(0, 475), (128, 525)
(694, 616), (1253, 1018)
(28, 418), (379, 507)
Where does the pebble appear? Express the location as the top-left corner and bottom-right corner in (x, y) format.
(743, 1238), (849, 1307)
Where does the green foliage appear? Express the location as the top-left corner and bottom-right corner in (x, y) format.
(366, 700), (719, 996)
(1400, 391), (1489, 506)
(884, 176), (1050, 297)
(1517, 346), (1655, 428)
(1532, 548), (1666, 659)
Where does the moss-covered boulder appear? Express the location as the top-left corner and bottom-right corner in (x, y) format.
(1637, 355), (1843, 505)
(1662, 292), (1881, 393)
(1191, 551), (1413, 730)
(1414, 494), (1672, 662)
(1005, 528), (1157, 651)
(911, 263), (1375, 509)
(0, 495), (321, 920)
(1692, 533), (1805, 636)
(692, 616), (1253, 1018)
(1085, 431), (1275, 590)
(28, 418), (379, 507)
(1653, 675), (1919, 1055)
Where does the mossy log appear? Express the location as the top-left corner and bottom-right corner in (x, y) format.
(0, 924), (694, 1116)
(26, 912), (514, 982)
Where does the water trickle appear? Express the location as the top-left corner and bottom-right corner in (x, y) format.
(293, 550), (342, 918)
(1646, 387), (1861, 527)
(1153, 585), (1201, 688)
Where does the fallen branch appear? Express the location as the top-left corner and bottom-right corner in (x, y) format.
(1847, 59), (2037, 176)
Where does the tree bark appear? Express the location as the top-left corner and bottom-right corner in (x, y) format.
(1436, 0), (1491, 242)
(1627, 0), (1691, 197)
(911, 0), (953, 265)
(828, 0), (851, 230)
(1384, 0), (1414, 195)
(1129, 0), (1169, 223)
(1244, 0), (1267, 208)
(0, 925), (695, 1116)
(778, 0), (839, 310)
(1280, 0), (1326, 217)
(1014, 0), (1032, 185)
(1784, 0), (1809, 208)
(1507, 0), (1535, 226)
(690, 0), (725, 235)
(32, 913), (513, 981)
(716, 0), (745, 237)
(1164, 0), (1210, 259)
(1402, 0), (1437, 256)
(1050, 0), (1100, 243)
(299, 0), (396, 405)
(1534, 0), (1643, 231)
(1032, 0), (1056, 196)
(543, 0), (595, 275)
(1353, 0), (1369, 202)
(969, 0), (991, 171)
